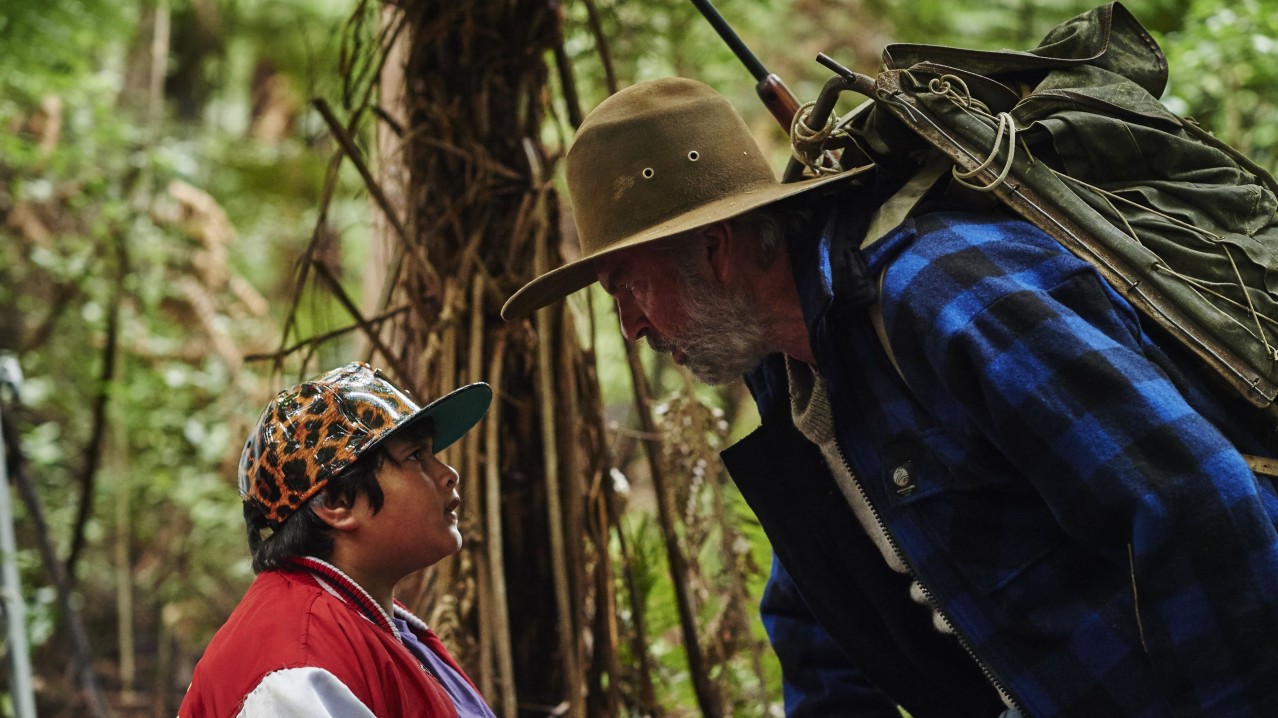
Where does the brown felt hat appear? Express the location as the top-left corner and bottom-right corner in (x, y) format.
(500, 77), (869, 320)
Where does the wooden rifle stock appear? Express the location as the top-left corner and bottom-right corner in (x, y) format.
(756, 73), (801, 131)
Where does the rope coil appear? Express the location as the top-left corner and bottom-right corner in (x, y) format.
(928, 75), (974, 108)
(789, 100), (842, 176)
(950, 111), (1019, 192)
(925, 74), (1019, 192)
(885, 69), (1276, 393)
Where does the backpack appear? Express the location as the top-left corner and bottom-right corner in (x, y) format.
(793, 2), (1278, 471)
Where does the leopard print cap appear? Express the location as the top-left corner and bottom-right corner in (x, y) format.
(239, 362), (491, 523)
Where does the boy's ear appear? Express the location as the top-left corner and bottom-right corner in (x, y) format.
(311, 495), (361, 532)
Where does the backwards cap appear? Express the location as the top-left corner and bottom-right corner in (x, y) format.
(239, 362), (491, 524)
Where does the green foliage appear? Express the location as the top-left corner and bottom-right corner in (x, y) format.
(560, 0), (801, 139)
(0, 0), (133, 101)
(1159, 0), (1278, 174)
(615, 499), (780, 717)
(1, 0), (364, 709)
(876, 0), (1105, 47)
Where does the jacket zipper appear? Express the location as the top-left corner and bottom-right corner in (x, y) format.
(834, 445), (1029, 716)
(418, 660), (446, 688)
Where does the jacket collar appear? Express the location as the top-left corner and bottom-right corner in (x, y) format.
(288, 556), (425, 641)
(785, 178), (890, 340)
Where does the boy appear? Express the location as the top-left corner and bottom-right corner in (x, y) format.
(179, 362), (497, 717)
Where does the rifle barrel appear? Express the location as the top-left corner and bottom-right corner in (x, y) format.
(690, 0), (768, 80)
(691, 0), (801, 129)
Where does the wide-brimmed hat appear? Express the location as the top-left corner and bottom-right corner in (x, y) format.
(239, 362), (491, 524)
(501, 76), (869, 320)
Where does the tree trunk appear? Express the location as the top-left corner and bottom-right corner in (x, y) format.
(366, 2), (611, 715)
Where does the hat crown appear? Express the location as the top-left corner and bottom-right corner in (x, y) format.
(567, 77), (776, 255)
(499, 77), (869, 320)
(238, 362), (423, 523)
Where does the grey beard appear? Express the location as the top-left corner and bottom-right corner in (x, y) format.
(653, 273), (773, 385)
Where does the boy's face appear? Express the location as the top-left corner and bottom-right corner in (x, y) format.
(358, 433), (464, 578)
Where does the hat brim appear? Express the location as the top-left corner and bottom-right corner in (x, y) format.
(501, 164), (872, 320)
(385, 382), (493, 454)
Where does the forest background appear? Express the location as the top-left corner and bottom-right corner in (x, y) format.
(0, 0), (1275, 716)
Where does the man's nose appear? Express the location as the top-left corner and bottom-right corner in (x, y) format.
(615, 297), (649, 343)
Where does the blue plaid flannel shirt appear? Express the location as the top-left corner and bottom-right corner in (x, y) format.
(753, 209), (1278, 717)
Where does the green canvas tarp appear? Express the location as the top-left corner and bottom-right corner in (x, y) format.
(848, 2), (1278, 418)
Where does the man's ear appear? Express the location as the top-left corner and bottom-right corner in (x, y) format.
(311, 495), (361, 533)
(701, 221), (736, 284)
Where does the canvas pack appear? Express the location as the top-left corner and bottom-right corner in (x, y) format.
(794, 2), (1278, 457)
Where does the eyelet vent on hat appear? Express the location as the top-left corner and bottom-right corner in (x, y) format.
(687, 150), (699, 161)
(642, 167), (655, 179)
(497, 76), (874, 321)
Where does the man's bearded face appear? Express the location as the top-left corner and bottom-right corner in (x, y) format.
(649, 263), (772, 385)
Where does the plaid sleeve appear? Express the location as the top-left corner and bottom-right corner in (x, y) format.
(880, 212), (1278, 714)
(760, 555), (901, 718)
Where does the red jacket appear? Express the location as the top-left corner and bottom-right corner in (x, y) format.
(179, 559), (470, 717)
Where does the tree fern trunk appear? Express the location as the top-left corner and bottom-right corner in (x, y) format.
(368, 2), (611, 714)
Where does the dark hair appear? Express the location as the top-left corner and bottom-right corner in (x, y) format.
(729, 193), (820, 266)
(244, 417), (434, 573)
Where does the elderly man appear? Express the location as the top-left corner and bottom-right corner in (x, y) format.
(501, 77), (1278, 717)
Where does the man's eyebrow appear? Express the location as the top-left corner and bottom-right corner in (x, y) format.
(598, 267), (620, 294)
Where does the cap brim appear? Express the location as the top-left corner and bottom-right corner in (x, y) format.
(500, 164), (872, 320)
(388, 382), (493, 453)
